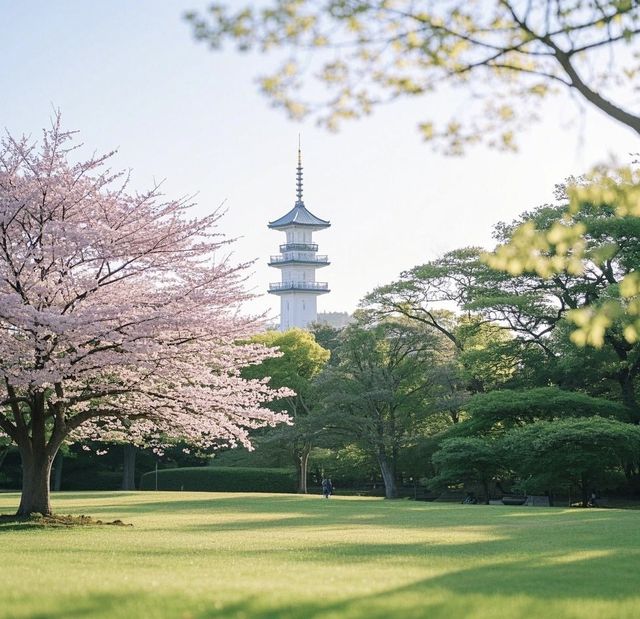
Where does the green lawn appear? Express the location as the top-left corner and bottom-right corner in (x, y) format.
(1, 492), (639, 619)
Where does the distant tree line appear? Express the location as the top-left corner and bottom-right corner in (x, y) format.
(225, 177), (640, 507)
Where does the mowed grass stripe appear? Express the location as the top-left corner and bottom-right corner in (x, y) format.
(1, 492), (639, 619)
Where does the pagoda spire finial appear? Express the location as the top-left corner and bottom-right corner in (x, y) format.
(296, 135), (303, 204)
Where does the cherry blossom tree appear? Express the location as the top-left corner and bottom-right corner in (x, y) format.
(0, 116), (291, 517)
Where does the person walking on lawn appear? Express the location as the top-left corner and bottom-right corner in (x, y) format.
(322, 478), (333, 499)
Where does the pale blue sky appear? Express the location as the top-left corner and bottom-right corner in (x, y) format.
(2, 1), (638, 319)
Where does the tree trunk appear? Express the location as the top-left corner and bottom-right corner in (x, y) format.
(580, 472), (589, 508)
(0, 446), (9, 470)
(52, 452), (64, 492)
(481, 479), (490, 505)
(295, 445), (310, 494)
(121, 444), (137, 491)
(17, 449), (53, 516)
(377, 453), (397, 499)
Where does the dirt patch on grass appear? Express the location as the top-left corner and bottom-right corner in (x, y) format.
(0, 513), (133, 527)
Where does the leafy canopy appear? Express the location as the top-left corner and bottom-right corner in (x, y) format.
(452, 386), (632, 437)
(244, 328), (330, 402)
(187, 0), (640, 153)
(487, 168), (640, 347)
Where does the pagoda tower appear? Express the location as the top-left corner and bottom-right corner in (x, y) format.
(268, 144), (330, 330)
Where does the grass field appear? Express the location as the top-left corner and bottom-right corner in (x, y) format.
(1, 492), (639, 619)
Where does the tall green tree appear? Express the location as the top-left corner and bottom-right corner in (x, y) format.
(187, 1), (640, 153)
(244, 328), (330, 493)
(486, 200), (640, 416)
(316, 317), (445, 498)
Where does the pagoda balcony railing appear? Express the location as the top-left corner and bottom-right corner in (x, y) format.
(269, 252), (329, 264)
(269, 281), (329, 292)
(279, 243), (318, 253)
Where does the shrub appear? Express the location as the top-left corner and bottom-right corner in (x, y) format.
(139, 466), (296, 493)
(502, 416), (640, 505)
(431, 437), (503, 503)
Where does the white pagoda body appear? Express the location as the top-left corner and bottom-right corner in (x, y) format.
(268, 147), (330, 331)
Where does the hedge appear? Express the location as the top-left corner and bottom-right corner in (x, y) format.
(139, 466), (296, 493)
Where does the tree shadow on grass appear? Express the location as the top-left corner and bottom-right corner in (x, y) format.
(12, 594), (128, 619)
(8, 551), (640, 619)
(3, 496), (639, 619)
(161, 495), (622, 535)
(5, 491), (627, 522)
(3, 493), (625, 539)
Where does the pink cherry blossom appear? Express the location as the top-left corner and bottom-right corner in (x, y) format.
(0, 114), (292, 515)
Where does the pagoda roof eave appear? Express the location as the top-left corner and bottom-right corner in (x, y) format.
(268, 203), (331, 229)
(268, 222), (330, 230)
